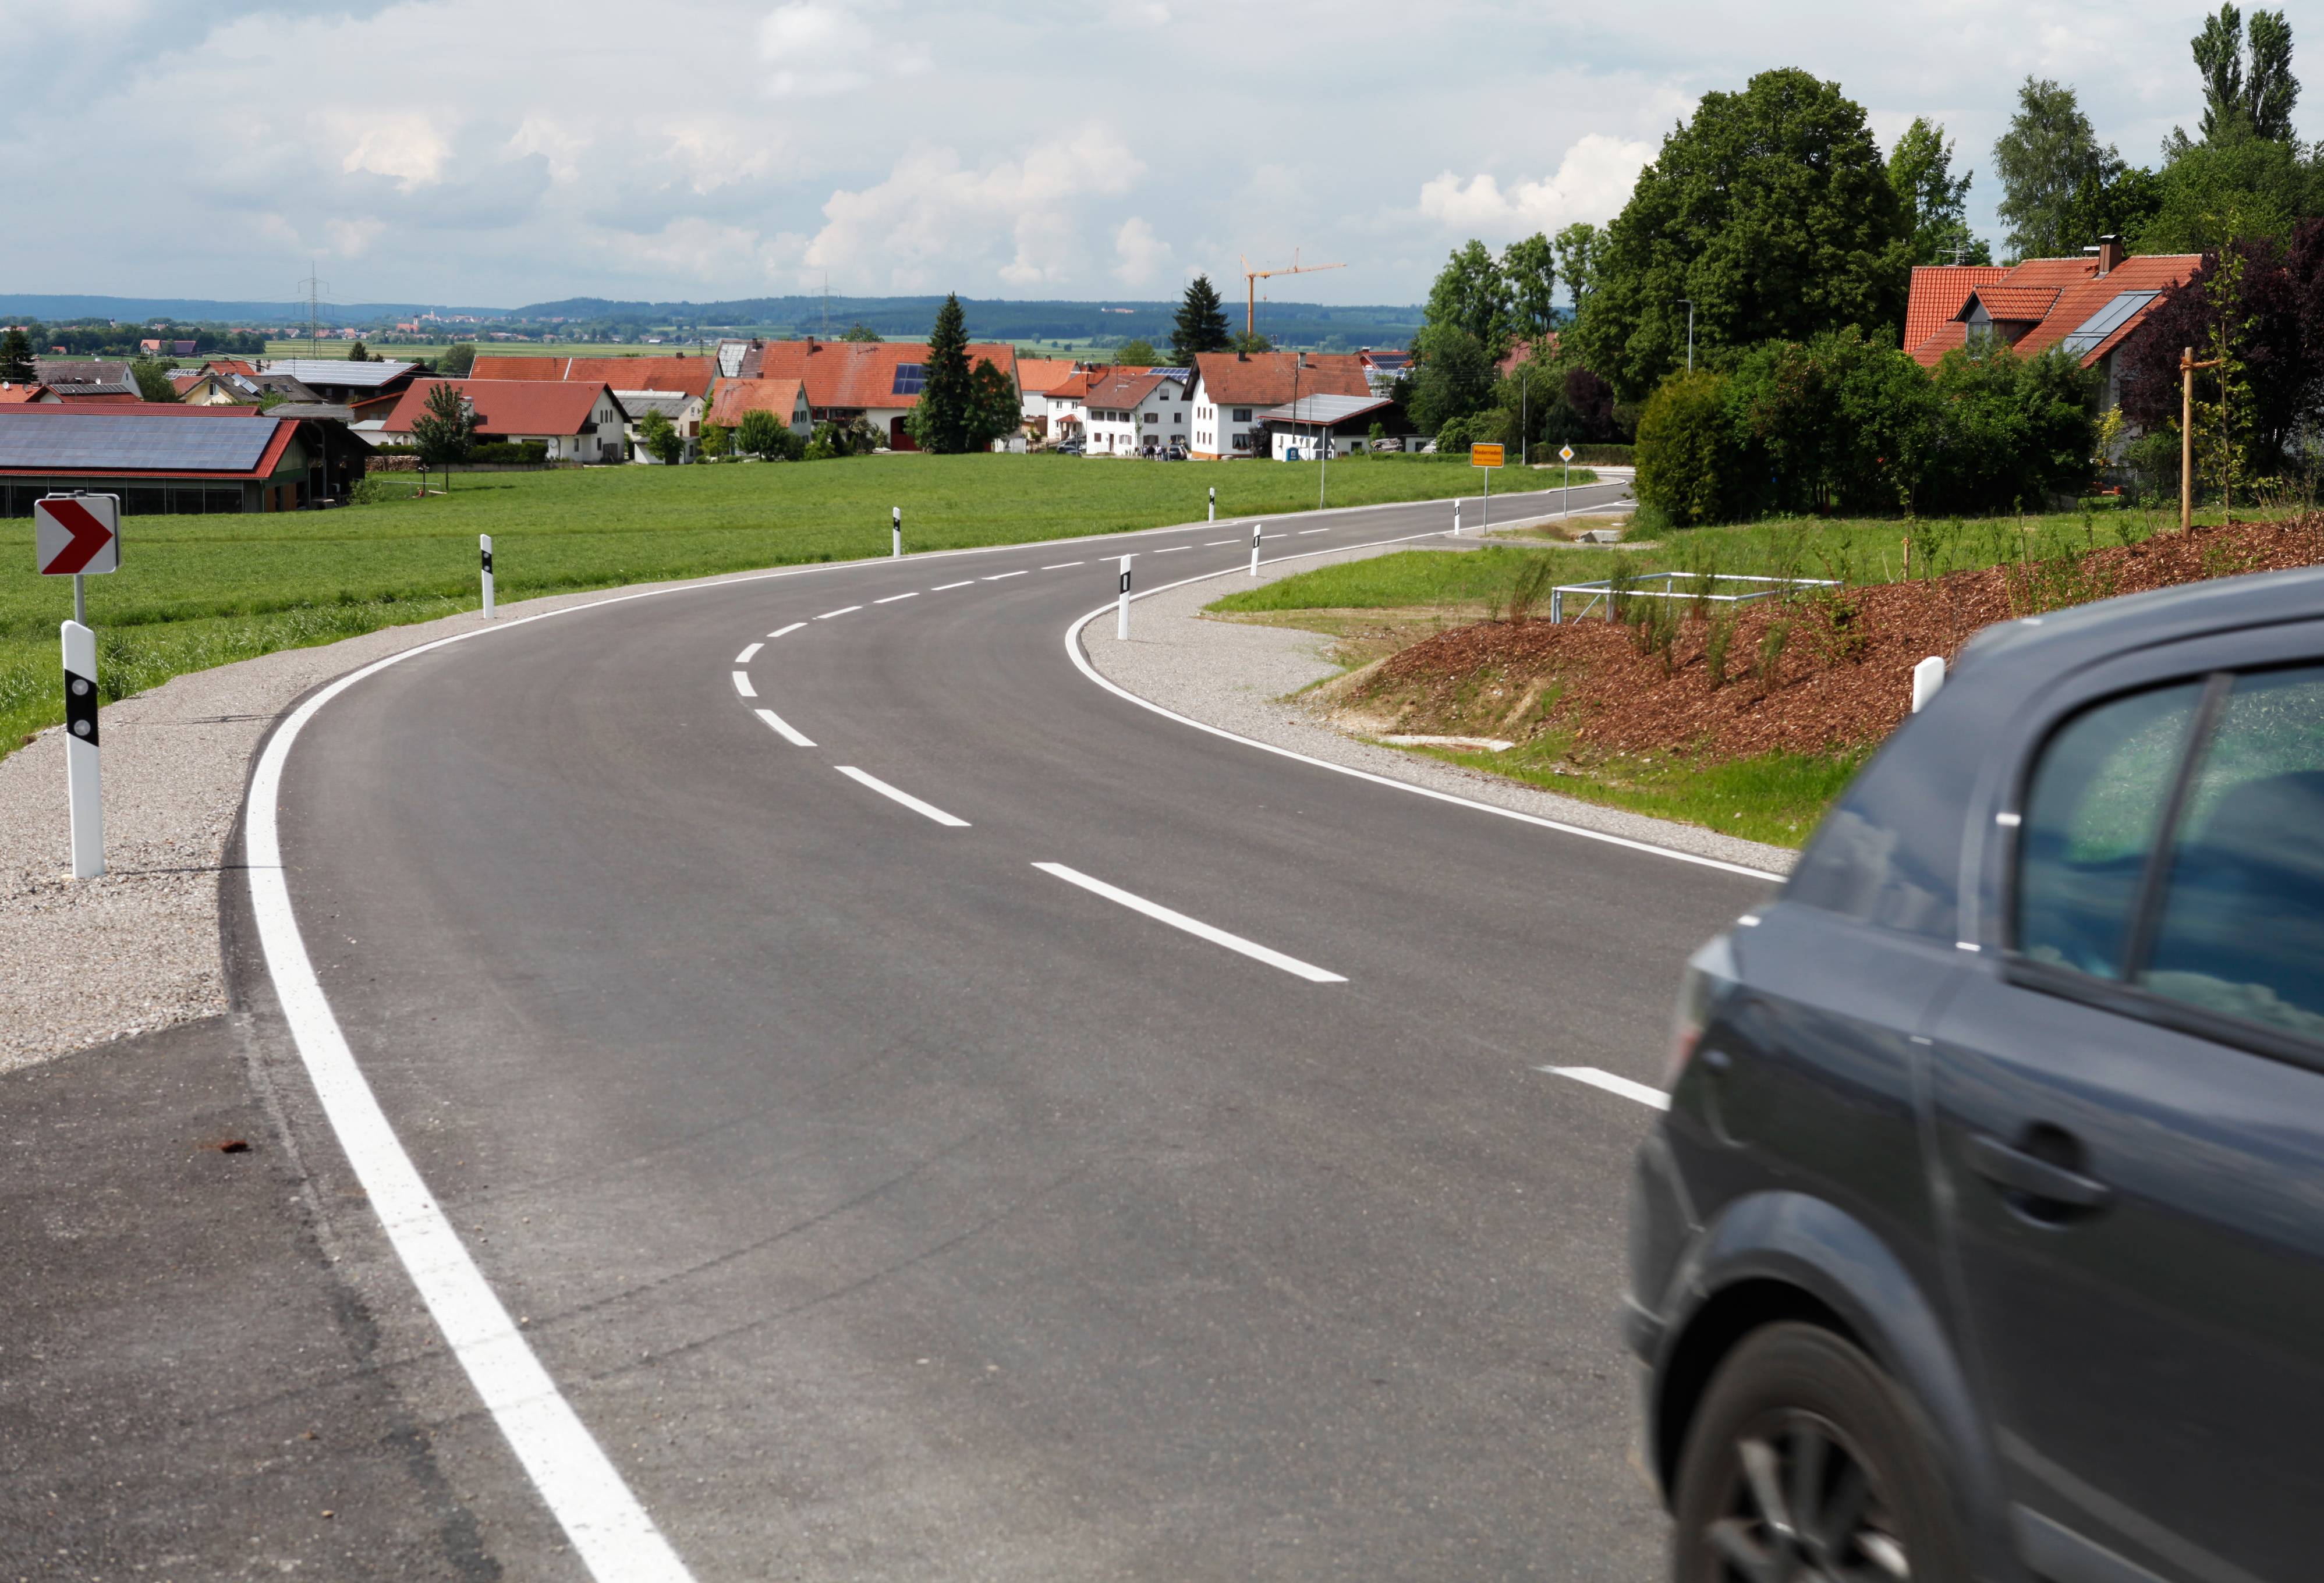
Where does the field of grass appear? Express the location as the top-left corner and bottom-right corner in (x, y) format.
(0, 453), (1501, 758)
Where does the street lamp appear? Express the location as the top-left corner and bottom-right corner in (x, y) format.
(1678, 299), (1695, 373)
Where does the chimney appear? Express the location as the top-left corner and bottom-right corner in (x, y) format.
(2094, 235), (2126, 276)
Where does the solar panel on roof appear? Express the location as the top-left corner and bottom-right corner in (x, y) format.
(2060, 291), (2159, 356)
(891, 363), (926, 395)
(1147, 367), (1190, 380)
(0, 413), (277, 472)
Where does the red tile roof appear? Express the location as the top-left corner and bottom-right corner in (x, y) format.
(1903, 266), (2008, 352)
(1014, 357), (1079, 395)
(751, 340), (1019, 412)
(1080, 369), (1185, 410)
(380, 379), (615, 437)
(0, 382), (52, 404)
(1498, 335), (1558, 376)
(706, 378), (806, 428)
(470, 354), (714, 398)
(1190, 351), (1370, 407)
(2003, 254), (2201, 363)
(1971, 285), (2063, 322)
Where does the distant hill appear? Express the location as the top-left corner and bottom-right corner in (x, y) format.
(0, 296), (504, 323)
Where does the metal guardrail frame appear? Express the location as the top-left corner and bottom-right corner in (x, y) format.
(1547, 571), (1839, 624)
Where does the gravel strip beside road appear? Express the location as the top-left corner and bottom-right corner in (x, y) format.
(1080, 537), (1796, 879)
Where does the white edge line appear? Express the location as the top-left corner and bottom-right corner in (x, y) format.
(729, 670), (756, 698)
(754, 707), (816, 747)
(766, 622), (806, 637)
(1537, 1066), (1671, 1110)
(1061, 533), (1780, 883)
(873, 592), (919, 604)
(834, 765), (970, 826)
(1041, 561), (1085, 569)
(733, 643), (762, 664)
(931, 580), (975, 590)
(816, 605), (862, 619)
(1032, 862), (1345, 983)
(245, 662), (695, 1581)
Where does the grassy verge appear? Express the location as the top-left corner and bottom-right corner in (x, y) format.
(0, 452), (1501, 758)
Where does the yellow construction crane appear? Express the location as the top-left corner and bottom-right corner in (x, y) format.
(1240, 251), (1346, 338)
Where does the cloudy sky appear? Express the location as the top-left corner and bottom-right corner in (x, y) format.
(0, 1), (2288, 310)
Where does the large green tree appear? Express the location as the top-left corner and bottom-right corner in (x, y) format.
(1570, 67), (1911, 401)
(2183, 5), (2300, 145)
(1501, 233), (1558, 347)
(907, 293), (974, 453)
(1170, 275), (1232, 364)
(1402, 325), (1497, 435)
(1422, 240), (1512, 354)
(1113, 336), (1161, 366)
(1553, 222), (1602, 312)
(438, 342), (476, 377)
(2139, 134), (2322, 252)
(1889, 118), (1992, 264)
(0, 326), (34, 383)
(129, 359), (178, 402)
(1993, 78), (2160, 260)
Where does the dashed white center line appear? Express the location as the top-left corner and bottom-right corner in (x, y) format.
(932, 580), (975, 591)
(1042, 560), (1085, 569)
(835, 766), (970, 827)
(1536, 1066), (1670, 1110)
(817, 605), (862, 620)
(730, 670), (757, 698)
(1031, 863), (1345, 984)
(754, 708), (816, 747)
(982, 570), (1027, 580)
(766, 622), (806, 638)
(1296, 527), (1330, 535)
(1154, 545), (1191, 553)
(1203, 540), (1237, 546)
(874, 592), (919, 604)
(734, 643), (762, 664)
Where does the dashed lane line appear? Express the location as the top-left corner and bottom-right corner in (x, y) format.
(1042, 561), (1085, 569)
(766, 622), (806, 638)
(1031, 863), (1346, 984)
(1296, 527), (1330, 535)
(932, 580), (975, 591)
(874, 592), (919, 604)
(834, 766), (970, 827)
(816, 605), (862, 620)
(982, 570), (1028, 581)
(1536, 1066), (1670, 1110)
(1153, 545), (1191, 553)
(754, 707), (816, 747)
(730, 670), (756, 698)
(734, 643), (761, 664)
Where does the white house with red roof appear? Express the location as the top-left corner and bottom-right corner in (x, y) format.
(381, 379), (629, 463)
(752, 338), (1020, 450)
(1904, 237), (2200, 413)
(1078, 368), (1190, 456)
(1186, 352), (1372, 459)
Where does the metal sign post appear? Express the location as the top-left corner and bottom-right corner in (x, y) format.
(1116, 555), (1135, 640)
(36, 493), (120, 881)
(1560, 443), (1575, 519)
(480, 534), (495, 619)
(1471, 443), (1503, 536)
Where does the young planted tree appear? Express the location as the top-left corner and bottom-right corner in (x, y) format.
(1889, 118), (1992, 264)
(409, 381), (479, 494)
(907, 294), (975, 453)
(2195, 234), (2257, 520)
(637, 408), (685, 465)
(1170, 275), (1232, 364)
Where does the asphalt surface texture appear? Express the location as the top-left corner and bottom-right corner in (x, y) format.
(7, 482), (1779, 1580)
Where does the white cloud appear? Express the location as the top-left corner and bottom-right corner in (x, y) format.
(341, 116), (454, 191)
(758, 2), (927, 97)
(1111, 217), (1171, 288)
(1416, 133), (1657, 238)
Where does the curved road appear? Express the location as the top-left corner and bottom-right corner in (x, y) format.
(259, 483), (1774, 1580)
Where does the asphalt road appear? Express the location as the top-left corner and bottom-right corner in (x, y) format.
(36, 481), (1781, 1580)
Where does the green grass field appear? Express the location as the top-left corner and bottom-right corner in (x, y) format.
(0, 453), (1503, 758)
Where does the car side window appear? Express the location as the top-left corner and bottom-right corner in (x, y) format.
(2139, 665), (2324, 1041)
(2014, 682), (2203, 978)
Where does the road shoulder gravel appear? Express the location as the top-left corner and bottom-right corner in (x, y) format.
(1080, 537), (1797, 880)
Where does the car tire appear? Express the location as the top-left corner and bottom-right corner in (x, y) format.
(1671, 1322), (1967, 1583)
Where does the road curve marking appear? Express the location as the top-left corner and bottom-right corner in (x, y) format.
(982, 570), (1028, 581)
(734, 643), (762, 664)
(1536, 1066), (1670, 1110)
(816, 605), (862, 620)
(874, 592), (919, 604)
(835, 766), (970, 826)
(931, 580), (975, 591)
(730, 670), (756, 698)
(245, 664), (696, 1582)
(767, 622), (806, 638)
(1042, 561), (1085, 569)
(1032, 862), (1345, 983)
(1296, 527), (1330, 535)
(754, 707), (816, 747)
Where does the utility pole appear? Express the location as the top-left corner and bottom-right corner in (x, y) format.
(1678, 299), (1695, 373)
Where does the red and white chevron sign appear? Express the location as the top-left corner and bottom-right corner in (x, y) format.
(35, 494), (120, 577)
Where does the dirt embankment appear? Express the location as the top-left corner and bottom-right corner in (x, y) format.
(1331, 515), (2324, 758)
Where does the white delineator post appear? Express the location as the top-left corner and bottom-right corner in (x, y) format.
(1911, 655), (1946, 714)
(480, 534), (495, 619)
(1116, 555), (1135, 640)
(1249, 522), (1263, 577)
(1452, 499), (1461, 538)
(61, 619), (103, 879)
(1208, 487), (1216, 522)
(892, 505), (902, 559)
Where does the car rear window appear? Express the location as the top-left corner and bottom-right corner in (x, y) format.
(2141, 666), (2324, 1040)
(2015, 683), (2203, 979)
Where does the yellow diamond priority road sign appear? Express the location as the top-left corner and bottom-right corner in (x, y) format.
(1558, 444), (1575, 463)
(1469, 443), (1504, 468)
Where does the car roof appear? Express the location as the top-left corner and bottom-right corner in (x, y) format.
(1958, 563), (2324, 679)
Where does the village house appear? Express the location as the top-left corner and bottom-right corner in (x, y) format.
(1077, 367), (1190, 456)
(705, 378), (812, 438)
(258, 357), (422, 407)
(1260, 392), (1418, 459)
(1185, 351), (1371, 460)
(0, 404), (320, 514)
(1013, 357), (1080, 435)
(751, 338), (1021, 450)
(381, 378), (629, 463)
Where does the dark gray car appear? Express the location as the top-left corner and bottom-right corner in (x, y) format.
(1627, 565), (2324, 1583)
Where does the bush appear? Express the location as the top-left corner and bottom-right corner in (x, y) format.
(1530, 442), (1634, 465)
(1634, 370), (1737, 526)
(1432, 414), (1480, 455)
(467, 440), (549, 465)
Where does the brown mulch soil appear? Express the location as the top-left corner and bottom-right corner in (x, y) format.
(1349, 514), (2324, 758)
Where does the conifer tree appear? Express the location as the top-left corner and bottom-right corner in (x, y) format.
(1170, 275), (1232, 364)
(908, 294), (973, 452)
(0, 326), (31, 383)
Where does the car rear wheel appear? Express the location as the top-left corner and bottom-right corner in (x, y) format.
(1672, 1322), (1965, 1583)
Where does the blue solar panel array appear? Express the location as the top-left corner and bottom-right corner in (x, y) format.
(1147, 367), (1191, 379)
(2060, 292), (2159, 357)
(0, 414), (277, 473)
(891, 363), (927, 395)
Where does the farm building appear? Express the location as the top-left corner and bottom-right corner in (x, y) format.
(0, 406), (321, 515)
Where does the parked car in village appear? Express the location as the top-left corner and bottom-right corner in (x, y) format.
(1627, 566), (2324, 1583)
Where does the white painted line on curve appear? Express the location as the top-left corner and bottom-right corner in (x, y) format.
(767, 622), (806, 638)
(754, 707), (816, 747)
(1203, 540), (1238, 546)
(1042, 561), (1085, 569)
(244, 670), (696, 1582)
(874, 592), (919, 604)
(734, 643), (761, 664)
(1536, 1066), (1671, 1110)
(982, 570), (1028, 580)
(932, 580), (975, 591)
(1296, 527), (1330, 535)
(816, 605), (862, 620)
(730, 670), (757, 698)
(1031, 862), (1345, 984)
(1153, 545), (1191, 553)
(834, 766), (970, 826)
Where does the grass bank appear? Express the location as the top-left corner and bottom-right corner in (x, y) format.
(0, 453), (1500, 757)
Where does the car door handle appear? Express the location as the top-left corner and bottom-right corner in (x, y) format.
(1967, 1134), (2113, 1211)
